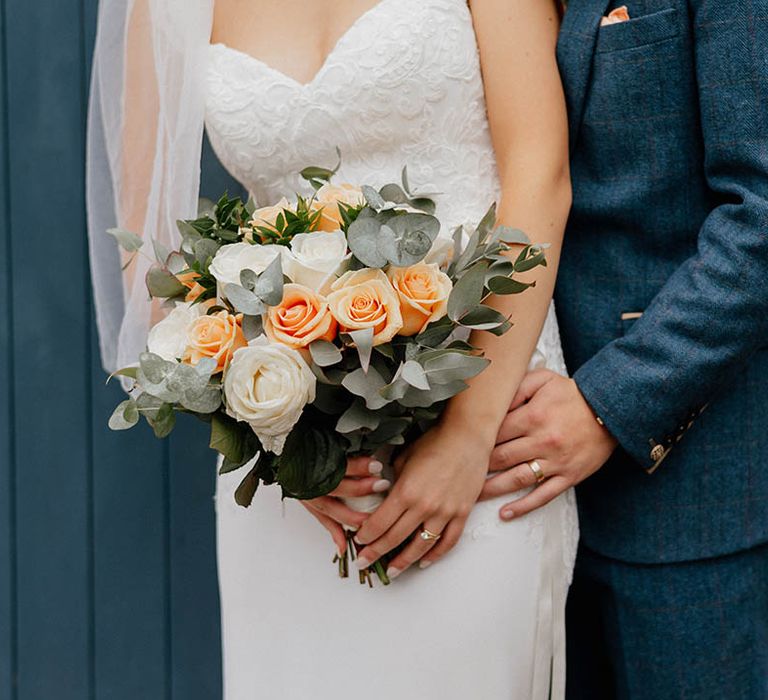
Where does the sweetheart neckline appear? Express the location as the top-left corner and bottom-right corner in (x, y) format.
(209, 0), (396, 89)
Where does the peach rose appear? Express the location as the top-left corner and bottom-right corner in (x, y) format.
(326, 269), (403, 345)
(175, 270), (207, 302)
(387, 263), (453, 336)
(264, 284), (338, 349)
(183, 310), (246, 373)
(247, 197), (292, 240)
(312, 183), (365, 232)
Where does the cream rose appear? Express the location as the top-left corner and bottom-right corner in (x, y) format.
(224, 339), (316, 455)
(183, 310), (246, 373)
(146, 302), (202, 361)
(265, 284), (338, 349)
(326, 268), (403, 345)
(387, 263), (453, 336)
(246, 197), (292, 240)
(313, 183), (364, 232)
(208, 242), (284, 287)
(284, 229), (349, 291)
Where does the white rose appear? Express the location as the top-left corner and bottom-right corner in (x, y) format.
(208, 242), (284, 287)
(223, 338), (316, 455)
(284, 229), (349, 292)
(146, 302), (201, 361)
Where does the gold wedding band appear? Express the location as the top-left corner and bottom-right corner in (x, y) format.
(529, 460), (546, 485)
(420, 528), (442, 542)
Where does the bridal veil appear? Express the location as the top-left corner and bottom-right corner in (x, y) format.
(86, 0), (214, 372)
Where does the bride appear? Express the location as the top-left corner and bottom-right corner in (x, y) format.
(88, 0), (577, 698)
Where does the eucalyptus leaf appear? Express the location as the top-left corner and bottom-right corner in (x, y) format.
(223, 283), (265, 316)
(362, 185), (386, 210)
(379, 183), (409, 205)
(398, 380), (469, 408)
(181, 385), (222, 414)
(401, 360), (430, 390)
(165, 252), (187, 275)
(475, 203), (497, 242)
(347, 215), (388, 268)
(146, 266), (186, 299)
(106, 366), (139, 384)
(515, 246), (548, 273)
(309, 340), (343, 367)
(242, 314), (265, 341)
(152, 239), (171, 265)
(108, 399), (140, 431)
(139, 352), (175, 385)
(422, 351), (490, 385)
(451, 227), (480, 275)
(349, 327), (374, 373)
(252, 255), (284, 306)
(150, 403), (176, 438)
(136, 392), (164, 421)
(447, 261), (488, 321)
(336, 399), (381, 433)
(459, 305), (510, 331)
(341, 366), (389, 410)
(492, 225), (529, 245)
(198, 197), (216, 218)
(487, 276), (535, 295)
(415, 316), (455, 348)
(107, 227), (144, 253)
(194, 238), (221, 267)
(363, 417), (411, 446)
(240, 268), (258, 291)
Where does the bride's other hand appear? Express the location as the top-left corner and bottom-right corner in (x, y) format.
(301, 456), (390, 554)
(353, 427), (490, 578)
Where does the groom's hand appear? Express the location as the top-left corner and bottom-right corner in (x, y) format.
(480, 369), (618, 520)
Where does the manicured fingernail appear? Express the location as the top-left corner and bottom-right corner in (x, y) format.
(356, 557), (371, 570)
(501, 507), (515, 521)
(354, 534), (364, 545)
(372, 479), (391, 493)
(387, 567), (401, 580)
(369, 460), (384, 474)
(419, 560), (432, 570)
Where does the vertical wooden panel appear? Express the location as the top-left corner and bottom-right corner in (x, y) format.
(0, 0), (15, 697)
(6, 0), (91, 696)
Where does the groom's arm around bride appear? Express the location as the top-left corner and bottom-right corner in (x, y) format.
(488, 1), (768, 698)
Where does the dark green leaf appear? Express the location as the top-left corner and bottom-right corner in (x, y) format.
(146, 266), (186, 299)
(277, 424), (347, 500)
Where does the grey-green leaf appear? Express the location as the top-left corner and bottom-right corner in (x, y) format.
(146, 266), (186, 299)
(107, 227), (144, 253)
(341, 366), (389, 410)
(309, 340), (343, 367)
(252, 255), (284, 306)
(223, 284), (265, 316)
(447, 261), (488, 321)
(349, 327), (374, 373)
(347, 215), (389, 268)
(335, 399), (381, 433)
(401, 360), (430, 390)
(108, 399), (140, 430)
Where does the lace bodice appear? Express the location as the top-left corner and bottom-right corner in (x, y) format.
(205, 0), (497, 232)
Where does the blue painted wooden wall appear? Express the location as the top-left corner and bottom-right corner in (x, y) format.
(0, 2), (237, 698)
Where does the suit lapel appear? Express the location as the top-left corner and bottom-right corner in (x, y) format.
(557, 0), (611, 152)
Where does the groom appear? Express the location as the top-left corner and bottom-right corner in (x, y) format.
(486, 1), (768, 698)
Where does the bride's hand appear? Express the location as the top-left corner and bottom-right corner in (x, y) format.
(353, 425), (491, 578)
(301, 456), (391, 555)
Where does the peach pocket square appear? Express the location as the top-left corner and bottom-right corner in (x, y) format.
(600, 6), (631, 26)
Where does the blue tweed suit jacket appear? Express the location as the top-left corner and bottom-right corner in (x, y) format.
(555, 0), (768, 564)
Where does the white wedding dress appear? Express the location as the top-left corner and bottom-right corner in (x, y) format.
(205, 1), (578, 698)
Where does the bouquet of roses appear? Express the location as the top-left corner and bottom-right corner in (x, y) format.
(107, 160), (547, 584)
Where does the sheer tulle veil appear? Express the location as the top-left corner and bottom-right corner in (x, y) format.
(87, 0), (214, 372)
